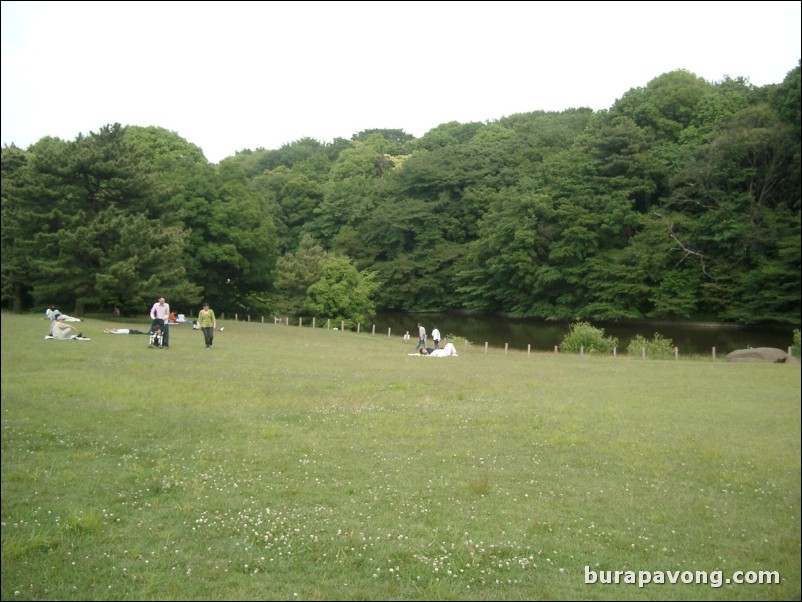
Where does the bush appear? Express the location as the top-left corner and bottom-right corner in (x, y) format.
(627, 333), (675, 359)
(559, 322), (618, 354)
(445, 333), (472, 349)
(793, 329), (800, 359)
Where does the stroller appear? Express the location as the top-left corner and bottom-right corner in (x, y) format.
(148, 320), (165, 349)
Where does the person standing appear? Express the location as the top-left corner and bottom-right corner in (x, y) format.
(415, 323), (427, 350)
(149, 296), (170, 348)
(198, 302), (217, 349)
(431, 326), (441, 349)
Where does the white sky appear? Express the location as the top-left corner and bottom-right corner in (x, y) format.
(2, 1), (800, 163)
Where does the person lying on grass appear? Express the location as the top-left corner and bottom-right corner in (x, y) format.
(419, 341), (458, 357)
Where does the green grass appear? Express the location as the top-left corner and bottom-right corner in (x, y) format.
(2, 312), (800, 600)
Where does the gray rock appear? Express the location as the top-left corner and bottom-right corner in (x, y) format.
(725, 347), (798, 363)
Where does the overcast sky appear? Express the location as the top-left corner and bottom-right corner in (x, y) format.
(2, 1), (800, 163)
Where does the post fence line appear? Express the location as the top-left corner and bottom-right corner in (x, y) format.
(250, 316), (750, 362)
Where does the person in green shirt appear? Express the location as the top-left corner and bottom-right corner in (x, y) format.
(198, 302), (217, 349)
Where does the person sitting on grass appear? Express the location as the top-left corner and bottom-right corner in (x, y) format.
(46, 316), (86, 340)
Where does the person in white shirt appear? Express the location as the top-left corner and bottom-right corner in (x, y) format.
(431, 327), (441, 349)
(149, 296), (171, 348)
(430, 341), (458, 357)
(46, 306), (81, 322)
(419, 340), (458, 357)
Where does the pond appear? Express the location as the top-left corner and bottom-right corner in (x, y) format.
(372, 312), (799, 356)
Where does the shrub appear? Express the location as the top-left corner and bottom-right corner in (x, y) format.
(559, 322), (618, 354)
(445, 333), (472, 349)
(627, 333), (675, 359)
(793, 329), (800, 359)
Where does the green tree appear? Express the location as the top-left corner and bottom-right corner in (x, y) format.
(304, 254), (380, 327)
(663, 101), (800, 322)
(352, 128), (414, 149)
(2, 125), (201, 314)
(271, 233), (328, 315)
(1, 145), (39, 311)
(612, 70), (711, 140)
(308, 137), (397, 244)
(457, 189), (557, 315)
(72, 208), (199, 313)
(183, 160), (278, 314)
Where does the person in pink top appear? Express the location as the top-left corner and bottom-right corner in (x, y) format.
(149, 296), (171, 348)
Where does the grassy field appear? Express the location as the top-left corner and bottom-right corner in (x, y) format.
(1, 312), (800, 601)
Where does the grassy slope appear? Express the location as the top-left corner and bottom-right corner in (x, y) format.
(2, 313), (800, 600)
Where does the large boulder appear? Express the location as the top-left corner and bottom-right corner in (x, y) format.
(725, 347), (798, 363)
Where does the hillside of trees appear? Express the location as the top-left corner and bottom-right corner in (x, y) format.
(2, 65), (800, 325)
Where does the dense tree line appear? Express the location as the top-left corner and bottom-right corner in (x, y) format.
(2, 65), (800, 325)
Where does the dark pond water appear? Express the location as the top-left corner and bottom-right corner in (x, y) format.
(371, 311), (799, 356)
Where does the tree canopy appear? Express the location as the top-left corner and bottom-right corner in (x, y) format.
(3, 64), (800, 325)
